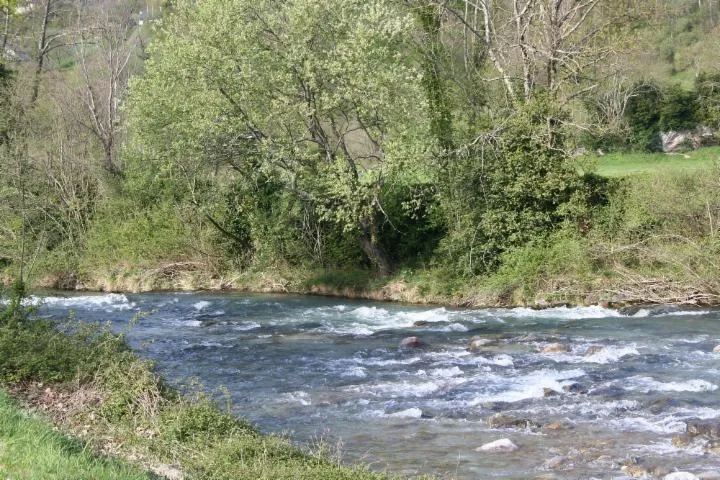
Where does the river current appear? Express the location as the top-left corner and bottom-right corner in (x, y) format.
(33, 292), (720, 479)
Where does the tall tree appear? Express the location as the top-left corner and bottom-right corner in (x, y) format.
(127, 0), (431, 275)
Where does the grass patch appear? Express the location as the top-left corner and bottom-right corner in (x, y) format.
(591, 146), (720, 177)
(0, 390), (150, 480)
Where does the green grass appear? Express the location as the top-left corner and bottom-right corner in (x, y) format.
(591, 146), (720, 177)
(0, 390), (150, 480)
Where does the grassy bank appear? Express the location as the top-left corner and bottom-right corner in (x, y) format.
(0, 391), (150, 480)
(0, 296), (404, 480)
(592, 146), (720, 177)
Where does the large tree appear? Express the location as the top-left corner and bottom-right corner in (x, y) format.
(127, 0), (431, 274)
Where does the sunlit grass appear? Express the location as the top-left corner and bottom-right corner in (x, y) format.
(0, 391), (150, 480)
(590, 146), (720, 177)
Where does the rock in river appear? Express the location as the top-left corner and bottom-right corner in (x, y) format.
(399, 336), (424, 348)
(488, 413), (538, 430)
(686, 420), (720, 439)
(542, 343), (569, 354)
(476, 438), (519, 453)
(468, 336), (499, 351)
(713, 345), (720, 353)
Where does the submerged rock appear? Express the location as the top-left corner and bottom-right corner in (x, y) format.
(488, 413), (538, 430)
(542, 343), (569, 354)
(621, 465), (649, 478)
(686, 420), (720, 439)
(672, 434), (693, 448)
(476, 438), (519, 452)
(543, 421), (567, 431)
(584, 345), (604, 356)
(399, 336), (424, 348)
(664, 473), (699, 480)
(468, 336), (499, 351)
(545, 455), (568, 469)
(413, 320), (429, 327)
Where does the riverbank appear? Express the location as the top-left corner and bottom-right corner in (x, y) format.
(0, 301), (405, 480)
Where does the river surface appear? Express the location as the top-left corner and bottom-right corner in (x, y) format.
(32, 292), (720, 479)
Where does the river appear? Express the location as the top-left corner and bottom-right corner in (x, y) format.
(33, 292), (720, 479)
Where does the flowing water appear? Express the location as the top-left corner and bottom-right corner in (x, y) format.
(31, 292), (720, 479)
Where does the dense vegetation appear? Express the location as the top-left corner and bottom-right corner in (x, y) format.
(0, 0), (719, 306)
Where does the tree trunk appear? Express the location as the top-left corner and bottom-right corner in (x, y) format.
(360, 217), (392, 276)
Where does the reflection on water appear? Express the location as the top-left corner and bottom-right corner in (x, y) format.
(34, 292), (720, 479)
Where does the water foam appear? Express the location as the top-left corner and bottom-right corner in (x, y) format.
(626, 376), (719, 393)
(25, 293), (135, 311)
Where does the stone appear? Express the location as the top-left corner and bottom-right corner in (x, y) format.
(545, 456), (568, 469)
(622, 465), (649, 478)
(584, 345), (604, 356)
(543, 387), (559, 397)
(664, 473), (699, 480)
(468, 336), (499, 351)
(399, 336), (424, 348)
(671, 434), (692, 448)
(542, 343), (569, 354)
(413, 320), (429, 327)
(476, 438), (519, 453)
(488, 413), (538, 430)
(686, 420), (720, 439)
(562, 383), (588, 394)
(713, 345), (720, 353)
(543, 421), (567, 431)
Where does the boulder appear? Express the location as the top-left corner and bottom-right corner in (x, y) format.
(468, 336), (499, 351)
(713, 345), (720, 353)
(584, 346), (604, 356)
(661, 126), (715, 153)
(542, 343), (569, 354)
(686, 420), (720, 439)
(476, 438), (519, 453)
(399, 336), (424, 348)
(413, 320), (429, 327)
(488, 413), (538, 430)
(664, 473), (699, 480)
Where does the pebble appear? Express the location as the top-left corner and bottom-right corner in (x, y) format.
(476, 438), (519, 452)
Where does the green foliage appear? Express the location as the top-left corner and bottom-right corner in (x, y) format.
(658, 84), (697, 132)
(695, 71), (720, 129)
(438, 94), (605, 275)
(0, 316), (128, 384)
(625, 82), (663, 151)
